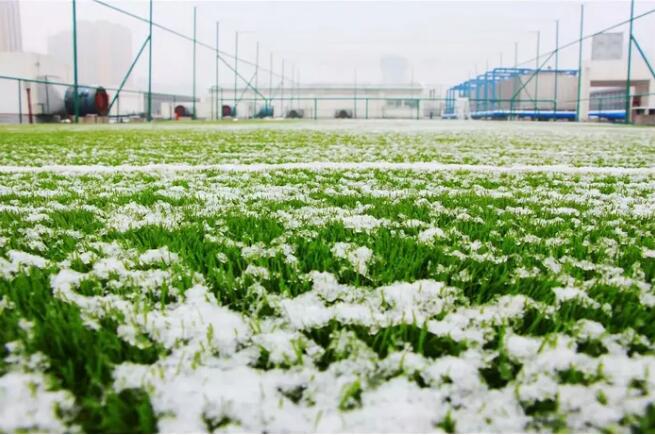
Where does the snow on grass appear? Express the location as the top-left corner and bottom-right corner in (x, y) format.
(1, 123), (655, 432)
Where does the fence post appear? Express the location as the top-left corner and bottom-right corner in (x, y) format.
(416, 99), (420, 120)
(365, 98), (369, 119)
(314, 97), (317, 120)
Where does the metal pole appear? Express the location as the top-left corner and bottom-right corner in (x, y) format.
(147, 0), (153, 121)
(291, 64), (295, 110)
(254, 41), (259, 116)
(281, 58), (284, 117)
(535, 30), (540, 114)
(17, 79), (22, 124)
(234, 31), (239, 116)
(269, 52), (273, 110)
(513, 42), (518, 116)
(215, 22), (220, 120)
(192, 6), (197, 119)
(624, 0), (635, 124)
(575, 4), (584, 121)
(314, 97), (317, 120)
(354, 69), (357, 118)
(365, 97), (369, 119)
(554, 20), (559, 116)
(72, 0), (79, 123)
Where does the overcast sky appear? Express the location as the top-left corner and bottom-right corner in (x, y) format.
(17, 0), (655, 94)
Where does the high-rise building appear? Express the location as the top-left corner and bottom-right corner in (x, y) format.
(380, 56), (409, 84)
(47, 20), (132, 87)
(0, 0), (23, 52)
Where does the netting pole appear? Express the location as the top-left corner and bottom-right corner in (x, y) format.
(254, 41), (259, 116)
(535, 30), (540, 114)
(71, 0), (79, 123)
(147, 0), (152, 121)
(575, 4), (584, 121)
(269, 52), (273, 112)
(192, 6), (197, 119)
(624, 0), (635, 124)
(553, 20), (559, 116)
(234, 31), (238, 116)
(215, 21), (220, 120)
(281, 59), (284, 117)
(353, 69), (357, 118)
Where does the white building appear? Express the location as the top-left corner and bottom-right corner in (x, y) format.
(202, 83), (442, 120)
(579, 32), (655, 121)
(0, 0), (22, 52)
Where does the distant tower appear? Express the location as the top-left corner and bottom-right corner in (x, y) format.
(48, 20), (133, 87)
(0, 0), (23, 52)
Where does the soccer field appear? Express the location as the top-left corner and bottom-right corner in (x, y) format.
(1, 120), (654, 433)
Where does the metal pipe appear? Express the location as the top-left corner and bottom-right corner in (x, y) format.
(625, 0), (635, 124)
(108, 35), (151, 114)
(72, 0), (79, 123)
(632, 36), (655, 81)
(575, 4), (584, 121)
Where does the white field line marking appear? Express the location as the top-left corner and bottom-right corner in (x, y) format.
(0, 162), (654, 175)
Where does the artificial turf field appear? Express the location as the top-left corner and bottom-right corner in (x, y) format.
(1, 120), (654, 433)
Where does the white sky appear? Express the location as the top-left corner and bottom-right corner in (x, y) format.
(16, 0), (655, 94)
